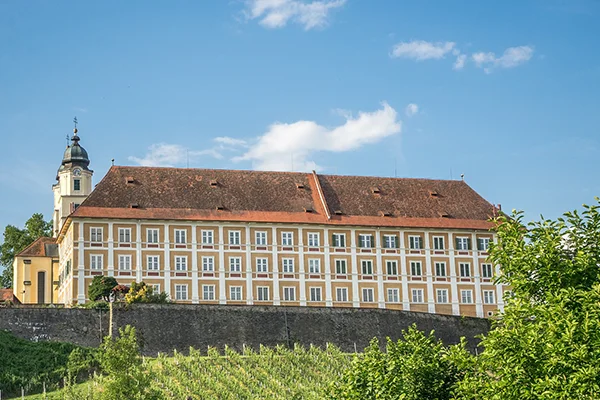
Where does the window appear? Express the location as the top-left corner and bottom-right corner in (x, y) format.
(459, 263), (471, 277)
(255, 231), (267, 246)
(435, 262), (446, 277)
(202, 285), (215, 300)
(175, 256), (187, 271)
(73, 179), (81, 191)
(483, 290), (495, 304)
(456, 237), (470, 250)
(332, 233), (345, 247)
(229, 257), (242, 273)
(201, 230), (214, 245)
(308, 259), (321, 274)
(482, 263), (493, 279)
(118, 255), (131, 271)
(230, 286), (242, 301)
(174, 229), (186, 244)
(283, 287), (296, 301)
(90, 227), (103, 244)
(478, 238), (490, 251)
(90, 254), (103, 270)
(282, 258), (294, 273)
(361, 260), (373, 275)
(151, 284), (160, 294)
(256, 258), (268, 273)
(309, 287), (322, 302)
(147, 229), (159, 244)
(336, 287), (348, 302)
(433, 236), (445, 250)
(410, 261), (422, 276)
(412, 289), (424, 303)
(461, 290), (473, 304)
(387, 288), (399, 303)
(229, 231), (241, 245)
(147, 255), (159, 271)
(335, 259), (347, 274)
(409, 236), (422, 250)
(362, 288), (374, 302)
(307, 232), (320, 247)
(202, 256), (214, 272)
(175, 284), (188, 300)
(436, 289), (448, 303)
(257, 286), (269, 301)
(358, 234), (373, 248)
(281, 232), (293, 246)
(386, 260), (398, 276)
(383, 235), (398, 249)
(118, 228), (131, 244)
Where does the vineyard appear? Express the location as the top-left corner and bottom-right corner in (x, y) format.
(25, 344), (352, 399)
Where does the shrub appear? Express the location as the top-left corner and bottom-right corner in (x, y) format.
(125, 281), (169, 304)
(88, 276), (119, 302)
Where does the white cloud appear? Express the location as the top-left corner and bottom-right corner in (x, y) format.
(453, 54), (467, 70)
(214, 136), (248, 147)
(235, 102), (401, 171)
(405, 103), (419, 117)
(390, 40), (456, 61)
(472, 46), (534, 73)
(129, 143), (223, 167)
(244, 0), (346, 30)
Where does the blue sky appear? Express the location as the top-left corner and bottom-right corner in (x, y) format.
(1, 0), (599, 233)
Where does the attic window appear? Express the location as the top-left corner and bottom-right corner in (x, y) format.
(379, 211), (393, 217)
(296, 183), (305, 189)
(130, 203), (140, 209)
(429, 190), (439, 197)
(23, 259), (31, 264)
(303, 207), (314, 213)
(334, 210), (343, 215)
(125, 176), (135, 184)
(371, 187), (381, 194)
(215, 205), (225, 211)
(438, 211), (450, 218)
(209, 179), (219, 187)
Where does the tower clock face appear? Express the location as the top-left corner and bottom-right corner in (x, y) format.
(73, 168), (82, 176)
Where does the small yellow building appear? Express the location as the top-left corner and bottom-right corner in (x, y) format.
(12, 237), (59, 304)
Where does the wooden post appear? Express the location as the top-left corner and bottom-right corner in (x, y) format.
(108, 299), (113, 339)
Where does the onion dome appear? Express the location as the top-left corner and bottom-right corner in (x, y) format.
(57, 127), (91, 177)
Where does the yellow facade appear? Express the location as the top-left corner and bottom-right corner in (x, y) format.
(13, 253), (59, 304)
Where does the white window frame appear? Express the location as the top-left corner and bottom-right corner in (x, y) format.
(283, 286), (296, 301)
(175, 284), (188, 300)
(147, 255), (159, 271)
(229, 257), (242, 273)
(433, 236), (445, 250)
(335, 259), (347, 275)
(146, 228), (159, 244)
(229, 230), (241, 245)
(332, 233), (346, 247)
(282, 258), (294, 273)
(257, 286), (270, 301)
(118, 228), (131, 244)
(202, 285), (215, 301)
(461, 290), (473, 304)
(230, 286), (242, 301)
(361, 260), (373, 275)
(383, 235), (398, 249)
(309, 286), (322, 302)
(255, 231), (267, 246)
(410, 261), (422, 276)
(90, 254), (103, 270)
(386, 260), (398, 276)
(483, 290), (495, 304)
(308, 258), (321, 274)
(281, 232), (293, 247)
(411, 288), (424, 303)
(307, 232), (320, 247)
(175, 256), (188, 271)
(358, 234), (373, 248)
(201, 230), (214, 245)
(118, 254), (131, 271)
(256, 258), (268, 273)
(362, 288), (374, 303)
(436, 289), (448, 303)
(387, 288), (399, 303)
(90, 227), (103, 243)
(482, 263), (493, 279)
(478, 237), (491, 251)
(202, 256), (214, 272)
(435, 262), (446, 277)
(456, 236), (470, 251)
(459, 262), (471, 277)
(151, 284), (160, 294)
(409, 235), (422, 250)
(336, 287), (348, 302)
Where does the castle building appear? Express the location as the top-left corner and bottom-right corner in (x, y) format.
(14, 126), (507, 317)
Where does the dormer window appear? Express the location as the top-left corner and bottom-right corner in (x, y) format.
(73, 179), (81, 191)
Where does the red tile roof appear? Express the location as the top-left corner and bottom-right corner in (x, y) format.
(71, 166), (497, 230)
(0, 289), (20, 303)
(16, 237), (57, 257)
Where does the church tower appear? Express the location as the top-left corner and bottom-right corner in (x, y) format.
(52, 120), (93, 237)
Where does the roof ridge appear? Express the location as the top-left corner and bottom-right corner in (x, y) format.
(15, 236), (55, 257)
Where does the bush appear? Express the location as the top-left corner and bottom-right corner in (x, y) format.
(125, 281), (169, 304)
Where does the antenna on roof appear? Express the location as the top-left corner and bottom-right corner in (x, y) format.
(461, 173), (465, 181)
(111, 158), (115, 166)
(66, 134), (70, 146)
(187, 149), (189, 168)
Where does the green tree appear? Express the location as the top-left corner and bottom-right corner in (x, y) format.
(0, 213), (52, 287)
(454, 204), (600, 399)
(88, 276), (119, 302)
(330, 325), (466, 400)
